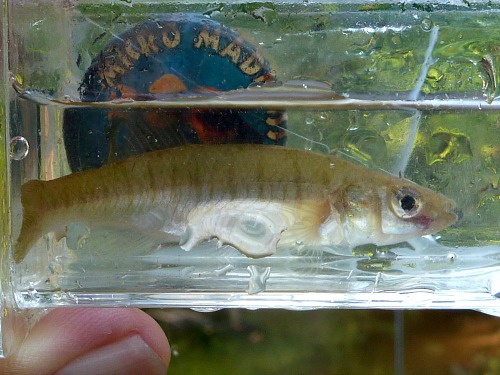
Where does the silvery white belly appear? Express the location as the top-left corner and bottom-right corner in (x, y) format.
(123, 197), (347, 258)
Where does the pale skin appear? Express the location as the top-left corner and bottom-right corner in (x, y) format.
(0, 308), (171, 375)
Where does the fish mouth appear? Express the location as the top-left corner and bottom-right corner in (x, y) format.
(445, 198), (460, 225)
(408, 198), (458, 232)
(436, 199), (460, 231)
(451, 207), (462, 223)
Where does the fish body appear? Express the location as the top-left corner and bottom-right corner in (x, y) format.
(15, 144), (457, 263)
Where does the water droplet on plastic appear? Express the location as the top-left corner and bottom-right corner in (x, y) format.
(10, 136), (29, 160)
(214, 264), (235, 276)
(446, 252), (457, 262)
(191, 307), (222, 313)
(489, 277), (500, 298)
(246, 265), (271, 294)
(305, 117), (314, 126)
(27, 288), (40, 300)
(9, 73), (19, 85)
(421, 18), (433, 31)
(9, 72), (25, 93)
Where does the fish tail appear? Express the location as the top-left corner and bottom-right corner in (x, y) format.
(14, 180), (48, 263)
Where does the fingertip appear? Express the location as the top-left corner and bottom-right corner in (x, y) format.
(0, 308), (170, 375)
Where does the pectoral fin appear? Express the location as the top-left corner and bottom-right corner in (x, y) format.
(180, 201), (291, 258)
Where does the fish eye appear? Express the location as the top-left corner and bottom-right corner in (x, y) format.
(392, 189), (421, 218)
(400, 194), (416, 211)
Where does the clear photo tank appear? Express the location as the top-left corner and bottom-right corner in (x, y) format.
(2, 0), (500, 357)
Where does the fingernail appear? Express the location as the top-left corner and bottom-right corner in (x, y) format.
(56, 335), (167, 375)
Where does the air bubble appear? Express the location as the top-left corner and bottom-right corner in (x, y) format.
(172, 348), (180, 357)
(10, 136), (29, 160)
(446, 252), (457, 262)
(421, 18), (433, 32)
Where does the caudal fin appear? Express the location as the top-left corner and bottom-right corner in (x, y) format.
(14, 180), (47, 263)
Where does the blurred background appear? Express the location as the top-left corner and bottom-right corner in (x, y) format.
(148, 309), (500, 375)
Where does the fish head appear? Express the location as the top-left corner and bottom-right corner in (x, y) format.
(335, 178), (457, 247)
(377, 181), (458, 244)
